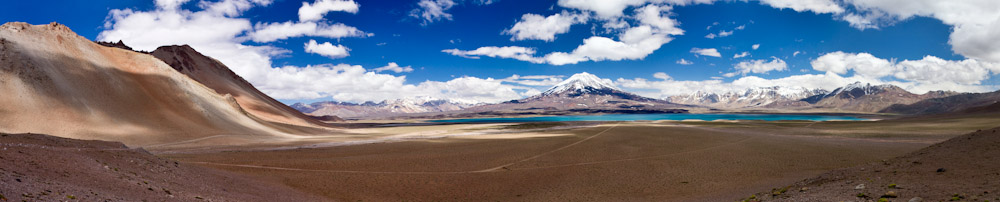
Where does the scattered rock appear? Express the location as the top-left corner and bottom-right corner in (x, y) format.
(799, 187), (809, 192)
(883, 191), (898, 198)
(908, 197), (922, 202)
(855, 184), (866, 190)
(937, 168), (947, 172)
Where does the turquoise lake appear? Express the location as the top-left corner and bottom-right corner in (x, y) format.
(429, 113), (869, 123)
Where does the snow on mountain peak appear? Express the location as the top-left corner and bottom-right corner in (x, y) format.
(828, 82), (897, 96)
(542, 72), (619, 95)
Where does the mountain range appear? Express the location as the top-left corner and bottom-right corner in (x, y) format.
(291, 97), (476, 119)
(295, 73), (978, 118)
(296, 72), (691, 119)
(666, 86), (828, 109)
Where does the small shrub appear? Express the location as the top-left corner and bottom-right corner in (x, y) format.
(66, 195), (76, 199)
(888, 183), (897, 188)
(878, 198), (889, 202)
(857, 193), (868, 198)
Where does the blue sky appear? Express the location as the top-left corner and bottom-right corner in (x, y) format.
(2, 0), (999, 104)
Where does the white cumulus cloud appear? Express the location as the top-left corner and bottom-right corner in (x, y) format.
(199, 0), (274, 17)
(155, 0), (193, 10)
(690, 47), (721, 57)
(717, 30), (733, 37)
(676, 58), (693, 65)
(733, 51), (749, 59)
(653, 72), (672, 80)
(248, 21), (368, 43)
(811, 51), (894, 78)
(504, 11), (590, 42)
(304, 40), (350, 59)
(298, 0), (359, 22)
(501, 75), (565, 86)
(725, 57), (788, 77)
(373, 62), (415, 73)
(447, 4), (684, 65)
(442, 46), (543, 62)
(809, 51), (1000, 93)
(410, 0), (456, 25)
(759, 0), (844, 14)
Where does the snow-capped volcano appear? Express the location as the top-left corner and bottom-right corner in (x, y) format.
(477, 72), (689, 111)
(542, 72), (621, 96)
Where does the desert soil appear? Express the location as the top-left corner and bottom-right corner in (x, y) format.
(163, 120), (974, 201)
(0, 133), (324, 202)
(745, 127), (1000, 202)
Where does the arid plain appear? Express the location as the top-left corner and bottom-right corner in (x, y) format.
(163, 113), (999, 201)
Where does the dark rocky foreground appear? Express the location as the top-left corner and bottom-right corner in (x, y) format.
(0, 133), (323, 201)
(743, 127), (1000, 202)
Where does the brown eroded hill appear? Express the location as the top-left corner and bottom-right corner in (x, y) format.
(746, 127), (1000, 202)
(796, 82), (956, 113)
(0, 22), (308, 146)
(150, 45), (332, 127)
(880, 90), (1000, 115)
(0, 132), (323, 201)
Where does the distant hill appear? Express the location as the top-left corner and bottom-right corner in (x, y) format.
(799, 82), (956, 112)
(880, 90), (1000, 114)
(665, 82), (957, 113)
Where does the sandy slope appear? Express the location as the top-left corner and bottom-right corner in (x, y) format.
(0, 22), (302, 146)
(150, 45), (331, 128)
(0, 132), (324, 201)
